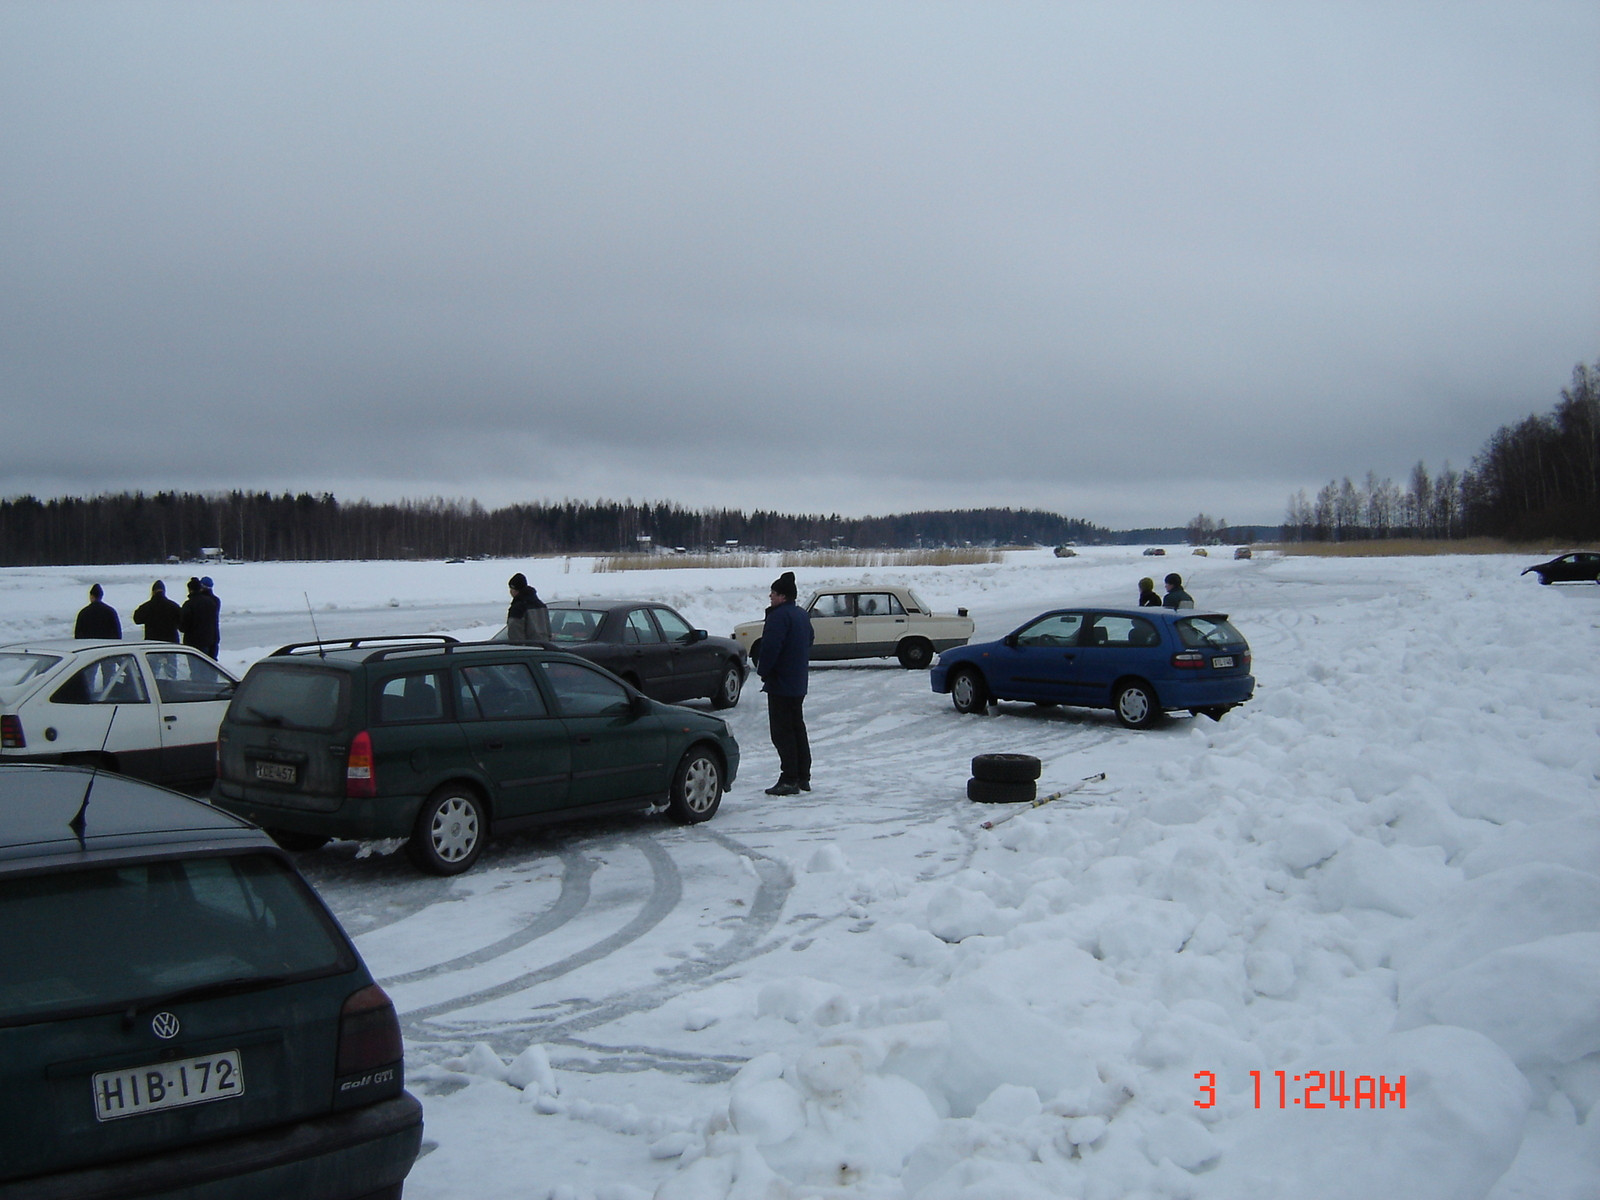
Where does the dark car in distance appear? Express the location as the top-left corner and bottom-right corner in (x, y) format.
(931, 606), (1255, 729)
(211, 636), (739, 875)
(497, 601), (746, 709)
(1521, 552), (1600, 585)
(0, 764), (422, 1200)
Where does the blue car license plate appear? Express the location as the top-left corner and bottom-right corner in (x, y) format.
(1211, 656), (1234, 669)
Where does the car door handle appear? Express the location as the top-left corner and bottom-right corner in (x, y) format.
(576, 734), (592, 744)
(163, 715), (177, 723)
(484, 739), (504, 750)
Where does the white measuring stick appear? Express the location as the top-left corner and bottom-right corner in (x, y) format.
(979, 772), (1107, 830)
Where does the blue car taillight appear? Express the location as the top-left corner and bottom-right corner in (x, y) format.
(1171, 652), (1205, 670)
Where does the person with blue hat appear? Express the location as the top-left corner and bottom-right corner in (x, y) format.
(180, 576), (222, 658)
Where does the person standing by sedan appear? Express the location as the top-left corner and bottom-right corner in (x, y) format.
(757, 571), (813, 796)
(506, 573), (551, 642)
(73, 584), (121, 639)
(133, 580), (183, 642)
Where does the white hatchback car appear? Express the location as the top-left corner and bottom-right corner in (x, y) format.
(734, 585), (975, 669)
(0, 639), (238, 787)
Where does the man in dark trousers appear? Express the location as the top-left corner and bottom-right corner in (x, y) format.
(505, 573), (551, 642)
(756, 571), (813, 796)
(180, 577), (222, 658)
(73, 584), (121, 639)
(133, 580), (183, 642)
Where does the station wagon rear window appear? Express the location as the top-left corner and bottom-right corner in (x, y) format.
(231, 666), (348, 731)
(0, 853), (352, 1025)
(0, 654), (61, 689)
(1175, 616), (1246, 648)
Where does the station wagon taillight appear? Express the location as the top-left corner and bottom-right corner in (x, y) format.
(1, 715), (22, 748)
(346, 730), (376, 797)
(1171, 652), (1206, 670)
(337, 983), (403, 1077)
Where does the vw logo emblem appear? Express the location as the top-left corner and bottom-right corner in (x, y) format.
(151, 1012), (181, 1040)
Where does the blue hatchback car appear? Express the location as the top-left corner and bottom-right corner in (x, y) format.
(930, 607), (1254, 728)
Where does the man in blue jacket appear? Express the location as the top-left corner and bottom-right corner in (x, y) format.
(757, 571), (813, 796)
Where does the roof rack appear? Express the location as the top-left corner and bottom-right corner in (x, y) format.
(271, 635), (461, 658)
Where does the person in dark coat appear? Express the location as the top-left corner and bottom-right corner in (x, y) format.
(505, 573), (551, 642)
(756, 571), (813, 796)
(1137, 577), (1161, 607)
(133, 580), (183, 642)
(1162, 572), (1195, 610)
(73, 584), (121, 639)
(180, 577), (222, 658)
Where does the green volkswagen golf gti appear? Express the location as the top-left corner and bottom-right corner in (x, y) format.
(211, 636), (740, 875)
(0, 763), (422, 1200)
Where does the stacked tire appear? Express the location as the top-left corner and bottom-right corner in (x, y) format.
(966, 753), (1042, 803)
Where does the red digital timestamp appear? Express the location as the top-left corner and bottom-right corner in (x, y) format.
(1193, 1070), (1406, 1110)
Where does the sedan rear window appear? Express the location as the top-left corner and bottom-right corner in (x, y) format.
(231, 666), (348, 731)
(1175, 616), (1247, 648)
(0, 654), (61, 689)
(0, 853), (352, 1025)
(548, 609), (605, 643)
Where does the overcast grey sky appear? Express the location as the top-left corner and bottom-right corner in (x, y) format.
(2, 2), (1596, 530)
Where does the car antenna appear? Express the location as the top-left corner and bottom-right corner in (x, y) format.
(304, 592), (326, 658)
(69, 704), (118, 847)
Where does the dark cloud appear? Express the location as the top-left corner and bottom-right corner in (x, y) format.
(2, 2), (1596, 528)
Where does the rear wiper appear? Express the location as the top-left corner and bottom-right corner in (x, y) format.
(244, 707), (284, 726)
(122, 973), (298, 1029)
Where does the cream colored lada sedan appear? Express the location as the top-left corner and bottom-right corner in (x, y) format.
(734, 585), (974, 669)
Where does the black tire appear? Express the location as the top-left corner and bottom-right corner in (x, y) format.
(1113, 680), (1160, 730)
(710, 663), (743, 710)
(407, 786), (487, 875)
(897, 638), (935, 670)
(268, 828), (330, 852)
(967, 778), (1036, 804)
(971, 753), (1042, 783)
(950, 667), (989, 714)
(667, 746), (723, 823)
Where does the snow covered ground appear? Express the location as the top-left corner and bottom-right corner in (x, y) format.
(4, 547), (1598, 1198)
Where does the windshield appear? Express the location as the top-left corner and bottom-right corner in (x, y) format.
(0, 653), (61, 690)
(230, 665), (347, 731)
(547, 608), (605, 643)
(1175, 616), (1247, 649)
(0, 853), (352, 1025)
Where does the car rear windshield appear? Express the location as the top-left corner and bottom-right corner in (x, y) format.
(1174, 616), (1247, 649)
(0, 653), (61, 689)
(548, 608), (604, 643)
(0, 853), (353, 1025)
(231, 665), (348, 731)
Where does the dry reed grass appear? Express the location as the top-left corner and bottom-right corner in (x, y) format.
(1263, 538), (1565, 558)
(593, 547), (1003, 572)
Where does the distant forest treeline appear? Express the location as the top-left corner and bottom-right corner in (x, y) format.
(1285, 360), (1600, 544)
(0, 495), (1109, 566)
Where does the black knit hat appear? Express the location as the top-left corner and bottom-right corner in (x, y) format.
(509, 572), (528, 590)
(771, 571), (797, 600)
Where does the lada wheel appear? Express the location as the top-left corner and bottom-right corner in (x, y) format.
(668, 748), (723, 824)
(711, 663), (743, 709)
(950, 668), (989, 714)
(897, 638), (934, 669)
(1113, 681), (1159, 730)
(408, 787), (487, 875)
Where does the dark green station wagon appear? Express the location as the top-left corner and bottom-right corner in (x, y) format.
(0, 764), (422, 1200)
(211, 637), (740, 875)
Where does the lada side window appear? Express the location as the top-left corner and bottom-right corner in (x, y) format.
(0, 854), (351, 1025)
(146, 651), (235, 703)
(458, 663), (549, 720)
(652, 607), (694, 643)
(811, 594), (853, 618)
(375, 671), (446, 723)
(50, 655), (149, 705)
(623, 609), (663, 645)
(1015, 614), (1082, 648)
(540, 660), (632, 717)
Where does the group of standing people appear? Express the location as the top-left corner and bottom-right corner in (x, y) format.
(1138, 572), (1194, 610)
(73, 576), (222, 656)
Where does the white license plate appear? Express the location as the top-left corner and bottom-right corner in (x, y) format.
(94, 1050), (244, 1121)
(255, 761), (297, 784)
(1211, 656), (1234, 669)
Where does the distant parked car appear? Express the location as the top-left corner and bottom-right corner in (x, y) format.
(0, 764), (423, 1199)
(734, 585), (974, 669)
(0, 639), (238, 787)
(212, 636), (739, 875)
(495, 600), (746, 708)
(930, 606), (1255, 729)
(1053, 546), (1077, 558)
(1234, 547), (1253, 560)
(1192, 548), (1209, 557)
(1521, 552), (1600, 585)
(1143, 547), (1166, 556)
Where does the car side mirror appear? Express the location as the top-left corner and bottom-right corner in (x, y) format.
(689, 629), (708, 644)
(629, 691), (652, 716)
(1003, 633), (1019, 648)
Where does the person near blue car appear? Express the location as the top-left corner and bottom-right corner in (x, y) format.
(757, 571), (813, 796)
